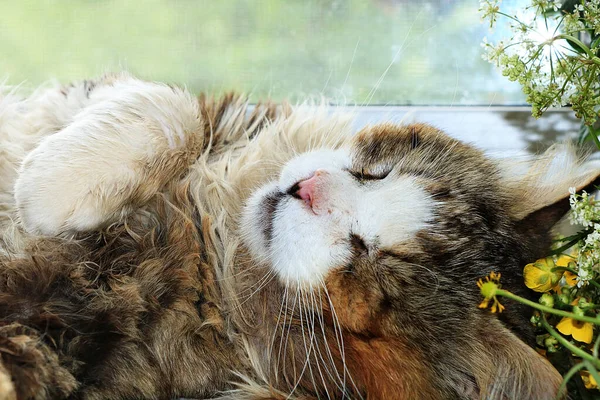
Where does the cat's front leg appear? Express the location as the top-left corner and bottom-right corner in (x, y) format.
(14, 76), (203, 235)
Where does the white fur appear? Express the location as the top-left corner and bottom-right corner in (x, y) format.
(0, 79), (100, 252)
(277, 149), (351, 191)
(13, 75), (201, 235)
(241, 149), (435, 286)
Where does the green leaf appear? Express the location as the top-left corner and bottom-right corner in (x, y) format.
(579, 123), (591, 145)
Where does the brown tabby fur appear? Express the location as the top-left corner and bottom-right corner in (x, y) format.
(0, 83), (588, 399)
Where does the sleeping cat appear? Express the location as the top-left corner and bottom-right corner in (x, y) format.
(0, 72), (594, 399)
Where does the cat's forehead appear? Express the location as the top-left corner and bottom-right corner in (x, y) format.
(350, 123), (496, 184)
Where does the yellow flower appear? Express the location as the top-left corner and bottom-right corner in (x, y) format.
(581, 370), (598, 390)
(564, 271), (578, 287)
(556, 255), (575, 268)
(556, 255), (578, 287)
(556, 318), (593, 343)
(477, 272), (505, 313)
(556, 299), (593, 344)
(523, 257), (563, 292)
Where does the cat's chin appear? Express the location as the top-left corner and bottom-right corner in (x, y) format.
(240, 183), (348, 288)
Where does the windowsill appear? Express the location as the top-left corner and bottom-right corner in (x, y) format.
(344, 106), (579, 157)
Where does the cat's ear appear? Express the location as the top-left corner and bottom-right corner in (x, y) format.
(500, 145), (600, 233)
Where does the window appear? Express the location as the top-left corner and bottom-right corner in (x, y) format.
(1, 0), (527, 105)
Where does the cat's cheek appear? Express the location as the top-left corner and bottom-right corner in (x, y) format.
(239, 183), (280, 262)
(323, 270), (383, 333)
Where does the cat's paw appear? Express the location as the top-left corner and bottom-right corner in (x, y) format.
(15, 78), (202, 235)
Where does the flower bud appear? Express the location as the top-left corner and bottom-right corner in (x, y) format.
(578, 298), (592, 309)
(572, 306), (585, 318)
(539, 293), (554, 308)
(544, 335), (559, 352)
(557, 294), (571, 306)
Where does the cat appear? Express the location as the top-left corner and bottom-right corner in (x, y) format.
(0, 72), (594, 399)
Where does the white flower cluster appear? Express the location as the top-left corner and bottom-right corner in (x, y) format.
(569, 189), (600, 286)
(479, 0), (600, 124)
(564, 0), (600, 36)
(570, 189), (599, 227)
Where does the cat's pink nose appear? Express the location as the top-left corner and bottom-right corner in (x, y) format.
(294, 170), (325, 207)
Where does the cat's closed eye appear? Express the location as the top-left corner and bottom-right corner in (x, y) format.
(346, 168), (390, 181)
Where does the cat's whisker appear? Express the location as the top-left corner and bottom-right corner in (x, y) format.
(279, 282), (299, 388)
(214, 254), (269, 282)
(301, 288), (329, 398)
(342, 40), (360, 95)
(225, 270), (276, 310)
(307, 288), (341, 399)
(270, 283), (289, 383)
(301, 287), (331, 400)
(313, 289), (351, 397)
(319, 279), (364, 400)
(221, 265), (271, 300)
(313, 290), (340, 376)
(406, 262), (440, 295)
(300, 287), (321, 398)
(286, 286), (315, 399)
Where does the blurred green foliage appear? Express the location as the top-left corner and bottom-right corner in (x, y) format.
(0, 0), (524, 104)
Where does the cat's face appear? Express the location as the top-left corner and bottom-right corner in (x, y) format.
(241, 123), (506, 325)
(240, 123), (565, 398)
(242, 145), (435, 289)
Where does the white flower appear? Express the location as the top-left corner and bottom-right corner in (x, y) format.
(585, 230), (600, 248)
(479, 0), (501, 28)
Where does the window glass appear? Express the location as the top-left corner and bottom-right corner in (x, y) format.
(0, 0), (527, 105)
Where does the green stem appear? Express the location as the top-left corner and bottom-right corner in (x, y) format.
(591, 279), (600, 291)
(554, 229), (592, 245)
(541, 315), (600, 368)
(556, 362), (586, 400)
(593, 333), (600, 359)
(497, 289), (600, 325)
(555, 34), (600, 65)
(582, 65), (598, 95)
(497, 11), (529, 28)
(545, 61), (582, 115)
(549, 235), (582, 255)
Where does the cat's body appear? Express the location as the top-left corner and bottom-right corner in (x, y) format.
(0, 73), (592, 399)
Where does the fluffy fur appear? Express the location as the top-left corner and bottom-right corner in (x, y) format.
(0, 73), (596, 399)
